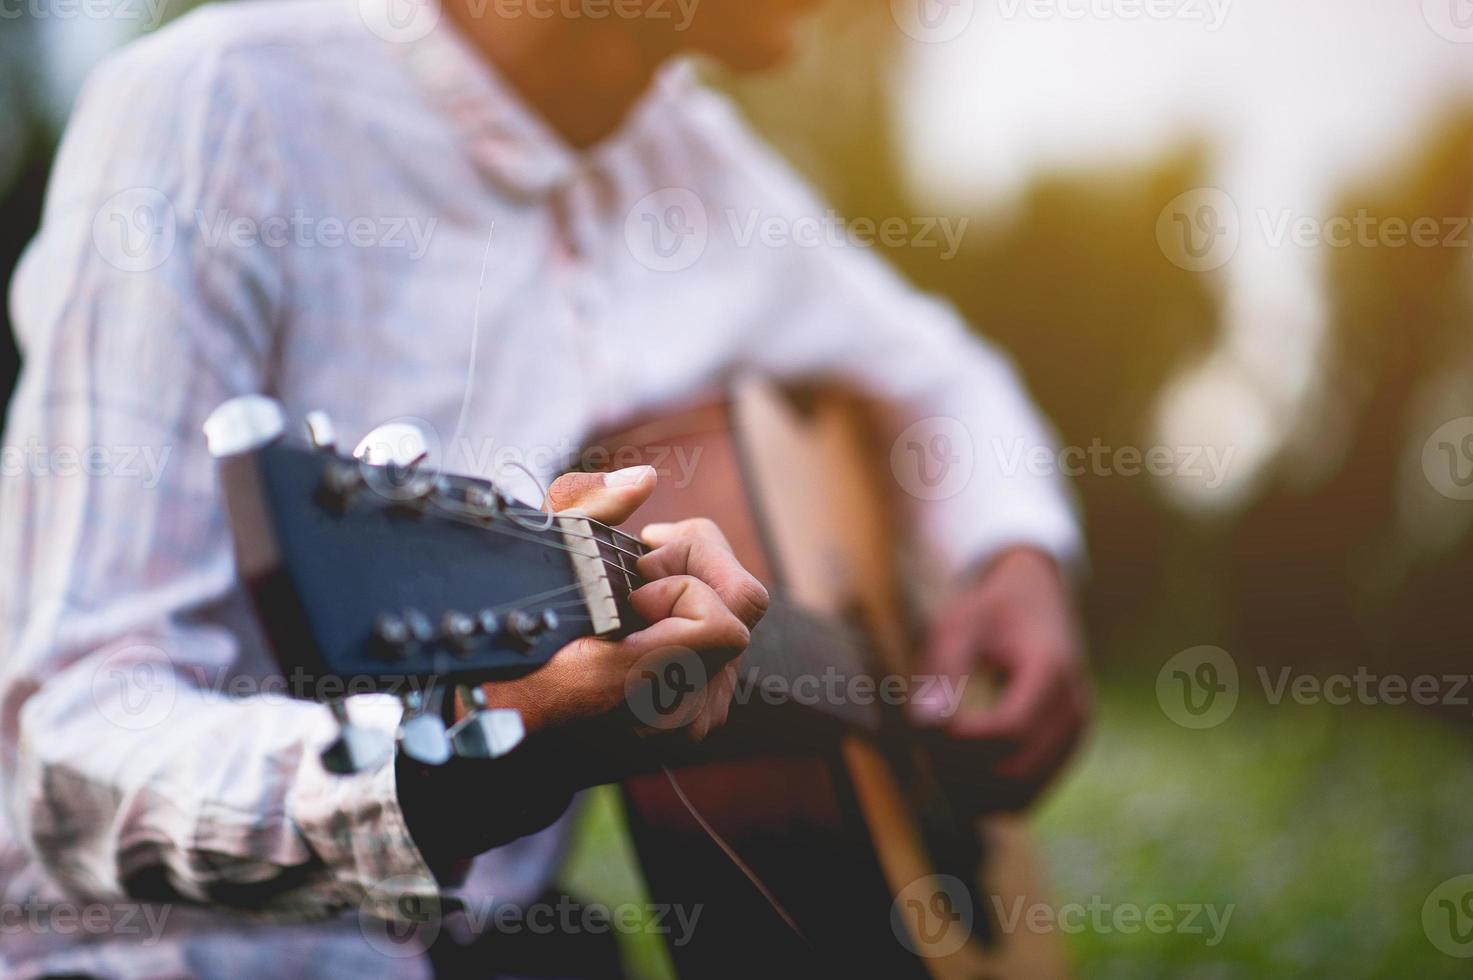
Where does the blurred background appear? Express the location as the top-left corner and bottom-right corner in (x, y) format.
(4, 0), (1473, 976)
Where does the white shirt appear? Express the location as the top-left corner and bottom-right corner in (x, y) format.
(0, 1), (1080, 976)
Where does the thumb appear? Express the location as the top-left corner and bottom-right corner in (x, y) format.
(546, 466), (657, 524)
(909, 613), (978, 727)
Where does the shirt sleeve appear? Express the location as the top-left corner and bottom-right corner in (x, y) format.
(0, 39), (438, 922)
(691, 95), (1084, 582)
(766, 249), (1084, 581)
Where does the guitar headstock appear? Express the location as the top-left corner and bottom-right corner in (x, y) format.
(205, 395), (643, 773)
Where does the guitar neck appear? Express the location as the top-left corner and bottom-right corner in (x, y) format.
(743, 596), (886, 736)
(576, 517), (886, 739)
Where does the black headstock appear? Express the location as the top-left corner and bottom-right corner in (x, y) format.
(205, 396), (641, 772)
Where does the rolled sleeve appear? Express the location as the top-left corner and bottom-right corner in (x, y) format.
(0, 37), (437, 926)
(287, 710), (442, 922)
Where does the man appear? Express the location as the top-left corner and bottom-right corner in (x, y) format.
(0, 0), (1089, 975)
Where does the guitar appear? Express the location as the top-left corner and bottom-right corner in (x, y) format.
(204, 381), (1068, 979)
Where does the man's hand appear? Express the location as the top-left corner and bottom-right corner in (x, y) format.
(483, 466), (767, 743)
(910, 547), (1090, 811)
(403, 465), (766, 866)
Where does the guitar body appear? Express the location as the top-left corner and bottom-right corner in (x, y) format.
(589, 381), (1068, 980)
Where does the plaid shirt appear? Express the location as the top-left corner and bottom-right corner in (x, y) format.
(0, 1), (1080, 976)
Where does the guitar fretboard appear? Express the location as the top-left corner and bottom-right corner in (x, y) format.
(559, 518), (884, 738)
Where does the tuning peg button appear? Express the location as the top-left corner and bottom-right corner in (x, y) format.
(304, 411), (337, 451)
(463, 485), (503, 521)
(320, 701), (394, 775)
(506, 608), (559, 647)
(204, 395), (286, 458)
(321, 726), (395, 775)
(353, 422), (429, 469)
(371, 613), (410, 660)
(451, 708), (525, 760)
(475, 609), (501, 636)
(403, 609), (434, 644)
(317, 460), (362, 513)
(399, 712), (452, 766)
(397, 690), (452, 766)
(371, 610), (433, 660)
(449, 686), (525, 760)
(441, 611), (477, 653)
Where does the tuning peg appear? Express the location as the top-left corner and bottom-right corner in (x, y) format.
(305, 410), (337, 451)
(397, 689), (452, 766)
(204, 395), (286, 458)
(316, 459), (363, 513)
(463, 484), (507, 520)
(370, 613), (411, 660)
(354, 423), (435, 507)
(353, 422), (429, 469)
(448, 685), (525, 760)
(506, 608), (559, 647)
(320, 700), (394, 775)
(474, 609), (501, 636)
(440, 610), (478, 654)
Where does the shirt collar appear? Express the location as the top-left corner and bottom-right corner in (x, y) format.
(388, 3), (698, 199)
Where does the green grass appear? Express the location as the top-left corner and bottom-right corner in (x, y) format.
(559, 786), (677, 980)
(560, 676), (1473, 977)
(1036, 673), (1473, 978)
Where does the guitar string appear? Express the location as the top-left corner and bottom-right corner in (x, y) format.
(480, 581), (585, 612)
(447, 222), (496, 472)
(474, 507), (879, 662)
(465, 544), (874, 673)
(558, 513), (648, 553)
(423, 490), (647, 577)
(501, 508), (649, 564)
(504, 505), (648, 554)
(503, 509), (666, 601)
(498, 508), (878, 656)
(424, 496), (649, 587)
(399, 474), (649, 578)
(411, 494), (881, 665)
(541, 527), (649, 566)
(661, 765), (812, 948)
(499, 461), (554, 531)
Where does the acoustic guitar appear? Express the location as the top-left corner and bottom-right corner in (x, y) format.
(203, 380), (1069, 980)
